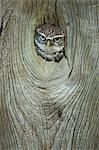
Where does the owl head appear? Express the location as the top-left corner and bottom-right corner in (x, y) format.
(34, 24), (66, 62)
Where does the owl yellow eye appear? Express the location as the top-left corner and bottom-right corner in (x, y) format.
(54, 37), (61, 43)
(40, 35), (46, 41)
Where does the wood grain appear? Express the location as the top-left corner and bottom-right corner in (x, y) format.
(0, 0), (99, 149)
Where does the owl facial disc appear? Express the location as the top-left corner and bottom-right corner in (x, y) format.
(34, 24), (66, 62)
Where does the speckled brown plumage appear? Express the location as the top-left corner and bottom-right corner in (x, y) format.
(36, 24), (65, 37)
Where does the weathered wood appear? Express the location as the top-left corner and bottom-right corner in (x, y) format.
(0, 0), (99, 149)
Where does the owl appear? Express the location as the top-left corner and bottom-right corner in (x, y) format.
(34, 24), (66, 62)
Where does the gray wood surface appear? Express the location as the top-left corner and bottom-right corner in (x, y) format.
(0, 0), (99, 149)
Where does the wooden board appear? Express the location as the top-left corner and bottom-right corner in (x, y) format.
(0, 0), (99, 149)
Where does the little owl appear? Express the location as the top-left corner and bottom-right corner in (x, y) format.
(34, 24), (66, 62)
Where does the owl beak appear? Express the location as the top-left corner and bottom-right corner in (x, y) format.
(47, 41), (53, 48)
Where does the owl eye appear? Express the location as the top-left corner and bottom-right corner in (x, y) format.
(40, 34), (46, 41)
(54, 37), (61, 43)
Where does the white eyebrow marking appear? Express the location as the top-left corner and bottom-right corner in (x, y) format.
(53, 34), (65, 38)
(46, 35), (65, 40)
(37, 31), (46, 37)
